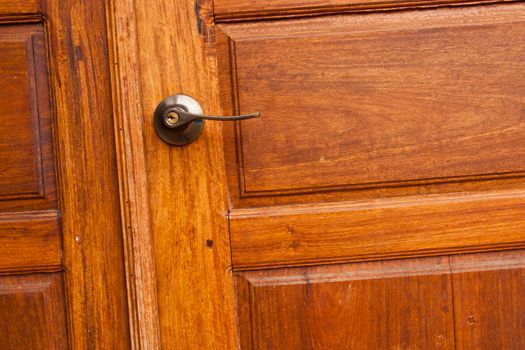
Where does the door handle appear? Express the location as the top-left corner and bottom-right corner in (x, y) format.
(154, 94), (260, 146)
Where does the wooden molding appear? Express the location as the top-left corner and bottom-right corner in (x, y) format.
(214, 0), (520, 22)
(106, 0), (162, 348)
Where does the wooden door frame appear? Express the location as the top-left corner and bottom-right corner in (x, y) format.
(42, 0), (131, 348)
(107, 0), (237, 348)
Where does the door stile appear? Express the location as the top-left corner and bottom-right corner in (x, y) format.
(106, 0), (241, 348)
(43, 0), (132, 348)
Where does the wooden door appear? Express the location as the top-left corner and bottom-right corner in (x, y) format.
(112, 0), (525, 349)
(0, 1), (130, 349)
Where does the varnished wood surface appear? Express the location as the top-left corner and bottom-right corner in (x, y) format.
(0, 33), (41, 197)
(116, 0), (239, 348)
(214, 0), (518, 20)
(109, 1), (525, 349)
(237, 257), (455, 349)
(451, 250), (525, 349)
(0, 211), (60, 273)
(107, 0), (162, 347)
(0, 0), (40, 17)
(0, 24), (56, 212)
(236, 250), (525, 349)
(0, 273), (67, 349)
(219, 4), (525, 198)
(43, 1), (131, 348)
(230, 191), (525, 269)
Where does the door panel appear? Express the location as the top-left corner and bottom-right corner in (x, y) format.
(0, 24), (56, 212)
(236, 257), (454, 349)
(236, 251), (525, 349)
(0, 274), (67, 350)
(451, 250), (525, 349)
(219, 5), (525, 199)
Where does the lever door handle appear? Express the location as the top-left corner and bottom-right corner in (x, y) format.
(163, 108), (259, 128)
(154, 94), (260, 146)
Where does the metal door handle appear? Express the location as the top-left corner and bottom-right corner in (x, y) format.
(163, 108), (259, 128)
(154, 94), (260, 146)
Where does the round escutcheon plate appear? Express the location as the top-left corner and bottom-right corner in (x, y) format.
(153, 94), (205, 146)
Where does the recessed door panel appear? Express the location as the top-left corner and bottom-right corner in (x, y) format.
(220, 5), (525, 198)
(236, 257), (454, 349)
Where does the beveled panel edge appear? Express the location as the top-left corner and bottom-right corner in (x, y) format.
(0, 271), (58, 292)
(230, 190), (525, 270)
(229, 189), (525, 219)
(214, 0), (520, 22)
(0, 264), (62, 275)
(235, 255), (451, 286)
(241, 172), (525, 199)
(0, 208), (58, 220)
(233, 242), (525, 271)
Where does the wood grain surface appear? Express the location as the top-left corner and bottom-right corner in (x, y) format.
(214, 0), (517, 20)
(236, 257), (454, 349)
(0, 24), (56, 212)
(219, 4), (525, 198)
(0, 273), (67, 350)
(230, 191), (525, 269)
(117, 0), (239, 348)
(0, 211), (60, 273)
(0, 0), (40, 18)
(104, 1), (525, 349)
(43, 1), (131, 348)
(451, 250), (525, 349)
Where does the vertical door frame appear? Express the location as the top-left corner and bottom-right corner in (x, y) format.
(43, 0), (131, 348)
(106, 0), (238, 348)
